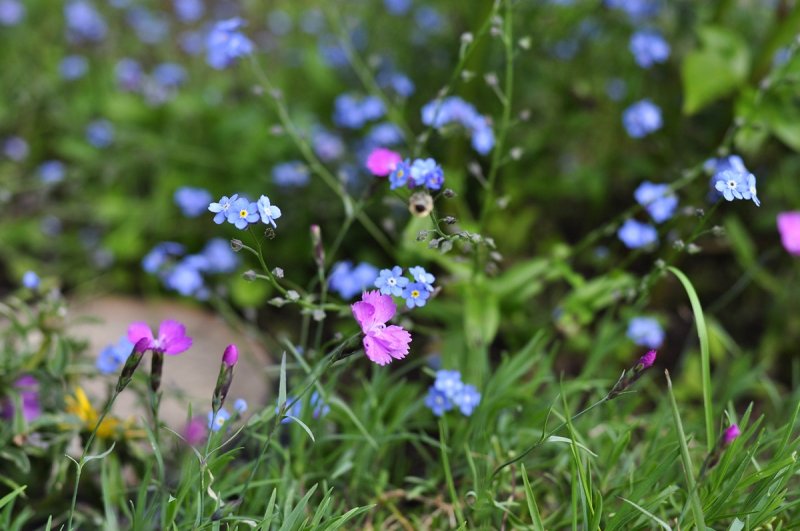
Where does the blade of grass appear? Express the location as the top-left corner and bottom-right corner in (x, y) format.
(520, 464), (545, 531)
(668, 266), (714, 452)
(665, 370), (706, 530)
(439, 419), (466, 526)
(619, 497), (672, 530)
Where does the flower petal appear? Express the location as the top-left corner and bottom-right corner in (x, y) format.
(363, 336), (393, 365)
(127, 321), (154, 345)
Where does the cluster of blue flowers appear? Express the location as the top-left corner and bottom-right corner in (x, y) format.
(328, 261), (379, 300)
(389, 158), (445, 191)
(622, 99), (662, 138)
(208, 194), (282, 230)
(424, 370), (481, 417)
(626, 316), (665, 349)
(375, 266), (436, 309)
(706, 155), (761, 207)
(273, 161), (311, 187)
(206, 18), (254, 69)
(629, 30), (670, 68)
(618, 181), (679, 249)
(142, 238), (239, 298)
(114, 58), (188, 105)
(333, 94), (386, 129)
(421, 96), (495, 155)
(277, 392), (330, 424)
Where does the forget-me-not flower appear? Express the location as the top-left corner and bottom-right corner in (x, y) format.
(618, 219), (658, 249)
(634, 181), (678, 223)
(227, 197), (260, 229)
(256, 195), (282, 228)
(409, 266), (435, 292)
(629, 30), (670, 68)
(206, 18), (254, 69)
(208, 194), (239, 225)
(622, 99), (662, 138)
(389, 159), (412, 190)
(434, 370), (464, 398)
(97, 336), (134, 374)
(410, 158), (444, 190)
(452, 384), (481, 416)
(424, 388), (453, 417)
(207, 408), (231, 431)
(403, 282), (430, 308)
(374, 266), (409, 296)
(627, 316), (665, 348)
(174, 187), (213, 217)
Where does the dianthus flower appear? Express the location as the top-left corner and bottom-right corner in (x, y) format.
(366, 148), (402, 176)
(127, 319), (192, 355)
(777, 212), (800, 256)
(351, 291), (412, 365)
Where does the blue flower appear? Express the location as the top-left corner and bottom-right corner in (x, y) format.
(374, 266), (409, 296)
(626, 316), (664, 348)
(152, 62), (187, 89)
(623, 100), (662, 138)
(163, 262), (205, 296)
(179, 30), (204, 55)
(0, 0), (25, 26)
(606, 0), (660, 21)
(201, 238), (239, 274)
(97, 336), (134, 374)
(59, 55), (89, 81)
(402, 282), (430, 308)
(389, 159), (412, 190)
(86, 120), (114, 148)
(329, 261), (379, 300)
(65, 1), (107, 43)
(173, 0), (204, 23)
(127, 7), (168, 44)
(273, 162), (310, 187)
(257, 195), (282, 228)
(142, 242), (184, 273)
(333, 94), (386, 129)
(115, 58), (144, 92)
(378, 71), (415, 98)
(22, 271), (39, 289)
(206, 18), (254, 69)
(629, 30), (670, 68)
(452, 384), (481, 416)
(2, 136), (28, 161)
(434, 370), (464, 399)
(174, 187), (212, 217)
(227, 198), (260, 229)
(714, 170), (747, 202)
(384, 0), (412, 15)
(207, 408), (231, 431)
(312, 130), (345, 162)
(408, 266), (435, 292)
(471, 126), (495, 155)
(617, 219), (658, 249)
(208, 194), (239, 225)
(38, 161), (66, 184)
(424, 388), (453, 417)
(410, 158), (444, 190)
(233, 398), (248, 413)
(366, 122), (403, 148)
(634, 181), (678, 223)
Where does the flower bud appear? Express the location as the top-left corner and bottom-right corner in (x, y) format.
(230, 239), (243, 251)
(310, 224), (325, 268)
(723, 424), (740, 446)
(115, 338), (151, 394)
(637, 349), (657, 370)
(222, 344), (239, 368)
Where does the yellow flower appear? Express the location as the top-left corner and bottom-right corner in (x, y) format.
(65, 387), (143, 440)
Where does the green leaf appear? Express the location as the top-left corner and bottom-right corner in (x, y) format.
(682, 26), (750, 115)
(463, 280), (500, 351)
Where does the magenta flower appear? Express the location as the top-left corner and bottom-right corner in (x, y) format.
(183, 416), (207, 446)
(777, 212), (800, 256)
(351, 290), (412, 365)
(222, 344), (238, 367)
(127, 320), (192, 355)
(723, 424), (741, 446)
(366, 148), (402, 177)
(638, 349), (657, 369)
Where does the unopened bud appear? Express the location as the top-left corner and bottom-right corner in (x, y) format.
(272, 267), (284, 279)
(722, 424), (740, 446)
(230, 239), (243, 251)
(443, 188), (456, 198)
(222, 344), (239, 367)
(243, 270), (257, 281)
(310, 224), (325, 268)
(115, 338), (150, 393)
(443, 216), (456, 225)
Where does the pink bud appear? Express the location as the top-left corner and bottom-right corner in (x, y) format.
(366, 148), (402, 176)
(723, 424), (741, 445)
(222, 344), (239, 367)
(134, 337), (150, 353)
(638, 349), (657, 369)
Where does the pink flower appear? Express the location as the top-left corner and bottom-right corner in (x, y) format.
(723, 424), (741, 446)
(183, 416), (207, 446)
(777, 212), (800, 256)
(351, 290), (412, 365)
(127, 320), (192, 355)
(366, 148), (402, 177)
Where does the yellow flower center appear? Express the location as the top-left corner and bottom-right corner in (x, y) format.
(239, 209), (248, 218)
(397, 170), (404, 178)
(411, 290), (420, 298)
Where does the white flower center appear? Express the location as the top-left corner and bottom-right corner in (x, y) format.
(387, 278), (396, 286)
(727, 180), (737, 190)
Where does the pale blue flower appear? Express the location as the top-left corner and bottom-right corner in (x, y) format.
(618, 219), (658, 249)
(256, 195), (282, 228)
(452, 384), (481, 416)
(424, 388), (452, 417)
(207, 408), (231, 431)
(629, 30), (670, 68)
(208, 194), (239, 225)
(97, 336), (134, 374)
(22, 271), (39, 289)
(622, 99), (662, 138)
(227, 197), (260, 229)
(402, 282), (430, 308)
(433, 370), (463, 399)
(408, 266), (435, 291)
(627, 316), (664, 348)
(374, 266), (409, 296)
(634, 181), (678, 223)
